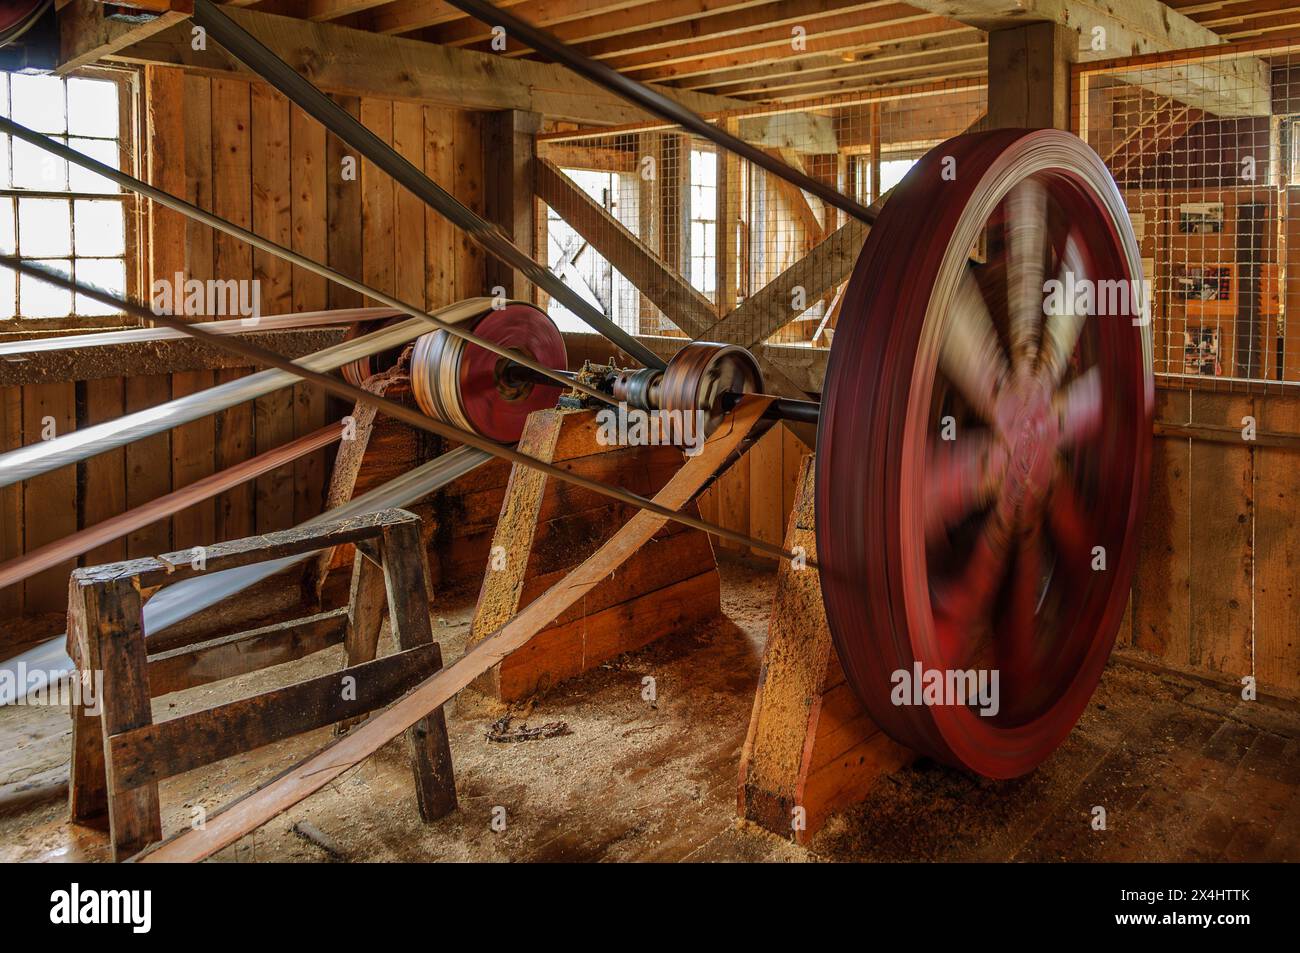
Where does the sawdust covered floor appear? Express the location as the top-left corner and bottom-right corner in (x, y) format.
(1, 558), (1297, 863)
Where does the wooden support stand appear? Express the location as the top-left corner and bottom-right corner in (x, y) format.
(66, 508), (456, 861)
(738, 454), (914, 845)
(465, 406), (722, 703)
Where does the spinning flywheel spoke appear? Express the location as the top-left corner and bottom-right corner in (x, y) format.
(817, 129), (1153, 779)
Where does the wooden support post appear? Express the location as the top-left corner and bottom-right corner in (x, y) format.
(483, 109), (541, 300)
(380, 519), (457, 822)
(738, 455), (913, 845)
(658, 133), (689, 334)
(869, 102), (882, 204)
(86, 578), (162, 861)
(465, 407), (722, 704)
(987, 22), (1074, 132)
(717, 118), (740, 317)
(637, 131), (659, 334)
(67, 576), (108, 826)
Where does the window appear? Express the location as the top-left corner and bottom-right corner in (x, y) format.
(687, 147), (717, 300)
(545, 167), (640, 333)
(0, 70), (133, 327)
(848, 154), (920, 203)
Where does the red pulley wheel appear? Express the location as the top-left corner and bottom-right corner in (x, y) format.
(816, 129), (1153, 778)
(411, 302), (566, 444)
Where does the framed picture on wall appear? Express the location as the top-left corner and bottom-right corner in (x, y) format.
(1178, 202), (1225, 233)
(1183, 325), (1222, 376)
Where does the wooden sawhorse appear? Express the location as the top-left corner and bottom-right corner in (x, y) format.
(67, 508), (456, 861)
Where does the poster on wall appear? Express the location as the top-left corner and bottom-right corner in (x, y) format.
(1183, 326), (1222, 376)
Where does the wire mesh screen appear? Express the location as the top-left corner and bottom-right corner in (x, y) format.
(1078, 38), (1300, 389)
(536, 79), (987, 351)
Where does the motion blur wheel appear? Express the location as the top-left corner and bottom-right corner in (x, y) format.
(816, 129), (1153, 778)
(410, 302), (566, 444)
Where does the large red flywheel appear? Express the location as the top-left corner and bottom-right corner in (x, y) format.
(816, 129), (1153, 779)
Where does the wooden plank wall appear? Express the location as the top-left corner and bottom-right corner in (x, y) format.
(0, 67), (486, 641)
(697, 422), (809, 562)
(1128, 384), (1300, 700)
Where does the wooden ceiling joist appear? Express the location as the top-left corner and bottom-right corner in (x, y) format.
(417, 0), (653, 45)
(683, 31), (987, 94)
(753, 64), (987, 103)
(607, 7), (947, 78)
(487, 0), (896, 60)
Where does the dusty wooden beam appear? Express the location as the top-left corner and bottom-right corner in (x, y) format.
(907, 0), (1270, 116)
(701, 218), (869, 350)
(57, 0), (191, 73)
(144, 608), (350, 696)
(136, 394), (775, 863)
(110, 6), (831, 139)
(535, 156), (717, 337)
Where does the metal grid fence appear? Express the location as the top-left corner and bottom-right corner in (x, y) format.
(535, 78), (987, 352)
(1077, 35), (1300, 391)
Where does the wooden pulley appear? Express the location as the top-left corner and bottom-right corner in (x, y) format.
(658, 342), (764, 439)
(816, 129), (1153, 779)
(409, 302), (567, 443)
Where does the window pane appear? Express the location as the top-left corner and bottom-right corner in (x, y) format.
(0, 73), (8, 117)
(74, 199), (124, 256)
(68, 138), (120, 194)
(18, 198), (72, 257)
(11, 74), (66, 135)
(0, 264), (13, 319)
(67, 78), (119, 138)
(75, 258), (126, 316)
(20, 259), (72, 317)
(12, 134), (67, 190)
(0, 133), (8, 188)
(0, 198), (12, 254)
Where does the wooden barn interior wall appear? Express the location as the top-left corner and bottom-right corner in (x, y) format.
(0, 64), (486, 639)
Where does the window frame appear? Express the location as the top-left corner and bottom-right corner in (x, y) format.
(0, 64), (144, 335)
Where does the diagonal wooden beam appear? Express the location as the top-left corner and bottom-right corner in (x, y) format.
(765, 148), (824, 241)
(700, 218), (869, 349)
(535, 156), (717, 337)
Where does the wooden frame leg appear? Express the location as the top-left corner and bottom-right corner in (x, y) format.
(69, 699), (109, 825)
(89, 578), (162, 860)
(345, 546), (386, 667)
(67, 582), (108, 825)
(381, 519), (457, 822)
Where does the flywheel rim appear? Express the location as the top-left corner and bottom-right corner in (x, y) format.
(815, 129), (1153, 779)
